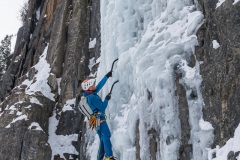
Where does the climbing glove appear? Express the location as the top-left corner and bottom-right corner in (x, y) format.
(106, 71), (112, 78)
(105, 94), (111, 100)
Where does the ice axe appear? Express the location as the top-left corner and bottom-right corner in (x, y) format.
(110, 58), (118, 73)
(109, 80), (119, 95)
(104, 58), (119, 100)
(105, 80), (119, 101)
(109, 59), (119, 94)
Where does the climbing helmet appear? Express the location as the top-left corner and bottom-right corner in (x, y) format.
(81, 79), (95, 91)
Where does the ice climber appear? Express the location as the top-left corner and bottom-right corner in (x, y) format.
(81, 71), (116, 160)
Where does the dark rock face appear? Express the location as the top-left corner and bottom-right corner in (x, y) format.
(176, 74), (192, 160)
(148, 128), (158, 160)
(135, 120), (141, 160)
(21, 129), (52, 160)
(0, 0), (100, 159)
(0, 92), (54, 160)
(196, 0), (240, 147)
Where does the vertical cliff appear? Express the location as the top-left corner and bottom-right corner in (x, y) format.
(0, 0), (100, 159)
(196, 0), (240, 159)
(0, 0), (239, 160)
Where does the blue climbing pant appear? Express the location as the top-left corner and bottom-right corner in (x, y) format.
(97, 121), (113, 160)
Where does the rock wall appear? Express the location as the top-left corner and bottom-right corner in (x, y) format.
(0, 0), (239, 159)
(0, 0), (100, 159)
(196, 0), (240, 152)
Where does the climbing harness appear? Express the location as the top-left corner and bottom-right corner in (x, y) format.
(89, 112), (106, 130)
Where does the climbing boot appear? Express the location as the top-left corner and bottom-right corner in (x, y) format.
(105, 156), (116, 160)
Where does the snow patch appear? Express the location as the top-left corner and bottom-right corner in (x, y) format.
(216, 0), (226, 8)
(28, 122), (43, 131)
(233, 0), (240, 5)
(48, 111), (78, 159)
(22, 44), (55, 101)
(8, 105), (17, 114)
(5, 115), (28, 128)
(6, 101), (24, 114)
(11, 34), (17, 53)
(24, 105), (32, 109)
(62, 99), (75, 112)
(87, 134), (100, 160)
(88, 57), (96, 72)
(212, 40), (220, 49)
(199, 118), (214, 131)
(30, 97), (43, 106)
(57, 78), (62, 95)
(208, 124), (240, 160)
(16, 111), (22, 116)
(89, 38), (96, 49)
(36, 7), (41, 20)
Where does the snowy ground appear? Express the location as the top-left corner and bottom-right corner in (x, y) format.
(208, 124), (240, 160)
(48, 110), (79, 159)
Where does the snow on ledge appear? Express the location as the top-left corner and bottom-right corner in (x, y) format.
(216, 0), (226, 8)
(5, 115), (28, 128)
(30, 97), (43, 106)
(89, 38), (96, 49)
(48, 112), (78, 159)
(28, 122), (43, 131)
(233, 0), (240, 5)
(212, 40), (220, 49)
(62, 98), (75, 112)
(22, 44), (55, 101)
(216, 0), (240, 7)
(199, 118), (214, 131)
(208, 123), (240, 160)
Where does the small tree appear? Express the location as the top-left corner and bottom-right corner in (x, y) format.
(0, 35), (12, 77)
(19, 1), (29, 24)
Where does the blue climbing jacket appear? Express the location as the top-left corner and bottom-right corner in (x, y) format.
(82, 76), (109, 119)
(83, 75), (113, 158)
